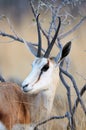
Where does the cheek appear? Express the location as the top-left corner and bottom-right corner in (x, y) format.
(31, 81), (48, 94)
(32, 68), (53, 91)
(37, 71), (52, 87)
(32, 76), (50, 92)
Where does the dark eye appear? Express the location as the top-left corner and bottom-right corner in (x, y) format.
(41, 63), (49, 72)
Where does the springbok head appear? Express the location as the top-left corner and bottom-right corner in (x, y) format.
(22, 15), (71, 94)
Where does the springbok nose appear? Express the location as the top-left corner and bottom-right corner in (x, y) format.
(22, 83), (33, 93)
(21, 84), (29, 93)
(22, 84), (28, 89)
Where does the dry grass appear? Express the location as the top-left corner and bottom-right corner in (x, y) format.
(41, 92), (86, 130)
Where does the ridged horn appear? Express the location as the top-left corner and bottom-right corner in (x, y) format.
(36, 14), (42, 57)
(44, 17), (61, 58)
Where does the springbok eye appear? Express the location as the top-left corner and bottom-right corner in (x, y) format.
(41, 63), (49, 72)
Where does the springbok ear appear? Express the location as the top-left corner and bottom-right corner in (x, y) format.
(25, 42), (44, 57)
(60, 41), (72, 61)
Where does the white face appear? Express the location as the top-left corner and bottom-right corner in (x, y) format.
(22, 57), (59, 94)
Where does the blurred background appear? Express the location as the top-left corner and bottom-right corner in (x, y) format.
(0, 0), (86, 87)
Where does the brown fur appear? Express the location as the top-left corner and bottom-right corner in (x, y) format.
(0, 82), (31, 129)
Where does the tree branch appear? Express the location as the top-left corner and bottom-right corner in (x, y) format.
(59, 65), (75, 130)
(72, 84), (86, 115)
(0, 31), (46, 53)
(30, 0), (50, 46)
(58, 16), (86, 40)
(0, 31), (24, 43)
(67, 84), (86, 129)
(60, 66), (86, 114)
(34, 113), (68, 130)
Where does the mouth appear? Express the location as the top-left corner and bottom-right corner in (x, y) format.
(23, 87), (39, 94)
(22, 84), (33, 93)
(23, 88), (33, 93)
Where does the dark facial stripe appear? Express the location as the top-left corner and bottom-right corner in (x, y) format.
(32, 60), (49, 86)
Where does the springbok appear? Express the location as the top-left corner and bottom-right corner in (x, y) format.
(0, 15), (71, 130)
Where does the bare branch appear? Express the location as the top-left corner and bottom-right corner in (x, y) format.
(40, 25), (50, 46)
(30, 0), (50, 46)
(0, 15), (18, 37)
(72, 84), (86, 115)
(60, 66), (86, 114)
(0, 31), (24, 43)
(0, 31), (46, 54)
(59, 63), (75, 130)
(67, 84), (86, 129)
(34, 113), (68, 130)
(30, 0), (37, 18)
(76, 72), (86, 81)
(59, 16), (86, 40)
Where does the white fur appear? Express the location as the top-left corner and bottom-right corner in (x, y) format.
(22, 58), (48, 90)
(0, 122), (7, 130)
(22, 57), (59, 95)
(12, 124), (35, 130)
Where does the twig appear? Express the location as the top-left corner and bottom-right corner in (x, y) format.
(0, 31), (24, 43)
(0, 15), (19, 37)
(40, 25), (50, 46)
(59, 64), (75, 130)
(30, 0), (50, 46)
(76, 72), (86, 81)
(67, 84), (86, 129)
(58, 16), (86, 40)
(34, 113), (68, 130)
(0, 31), (45, 53)
(60, 66), (86, 114)
(72, 84), (86, 115)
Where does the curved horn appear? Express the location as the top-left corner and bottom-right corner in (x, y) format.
(36, 14), (42, 57)
(44, 17), (61, 58)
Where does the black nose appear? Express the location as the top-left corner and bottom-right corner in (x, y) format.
(22, 84), (28, 89)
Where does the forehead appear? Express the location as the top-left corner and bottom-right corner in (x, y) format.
(32, 58), (48, 67)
